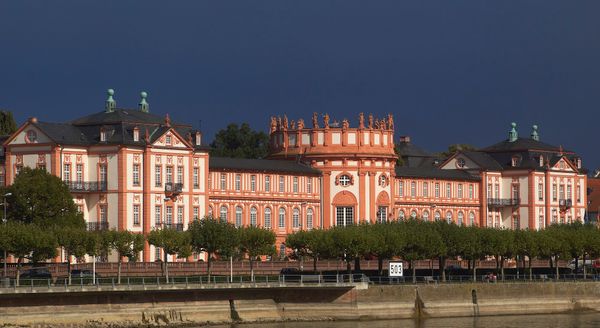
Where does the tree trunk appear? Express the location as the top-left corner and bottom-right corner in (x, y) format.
(555, 256), (560, 280)
(164, 251), (169, 282)
(472, 259), (477, 282)
(440, 257), (446, 282)
(500, 256), (505, 281)
(522, 256), (527, 280)
(250, 258), (255, 282)
(411, 261), (416, 284)
(528, 256), (533, 281)
(67, 253), (72, 285)
(574, 255), (579, 274)
(354, 257), (361, 273)
(313, 256), (318, 272)
(207, 252), (212, 280)
(583, 253), (587, 280)
(346, 258), (352, 274)
(117, 257), (122, 284)
(16, 258), (21, 287)
(378, 257), (383, 276)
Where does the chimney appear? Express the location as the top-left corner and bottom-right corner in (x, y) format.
(139, 91), (149, 113)
(195, 131), (202, 146)
(531, 124), (539, 141)
(399, 136), (411, 143)
(105, 89), (116, 113)
(508, 122), (518, 142)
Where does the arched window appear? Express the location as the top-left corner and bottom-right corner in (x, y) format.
(208, 206), (213, 217)
(457, 212), (464, 226)
(410, 210), (417, 219)
(235, 206), (242, 227)
(434, 211), (441, 221)
(292, 208), (300, 228)
(469, 212), (475, 226)
(446, 211), (453, 223)
(306, 208), (314, 229)
(398, 210), (405, 220)
(264, 208), (272, 228)
(422, 210), (429, 221)
(250, 207), (257, 226)
(278, 207), (286, 229)
(219, 206), (228, 222)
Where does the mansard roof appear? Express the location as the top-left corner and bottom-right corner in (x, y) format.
(209, 157), (322, 175)
(395, 166), (480, 181)
(70, 108), (187, 127)
(481, 137), (572, 153)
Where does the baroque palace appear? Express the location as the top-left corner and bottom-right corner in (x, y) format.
(2, 91), (588, 261)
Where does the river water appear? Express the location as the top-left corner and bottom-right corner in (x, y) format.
(204, 313), (600, 328)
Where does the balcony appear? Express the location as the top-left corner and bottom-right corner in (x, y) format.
(67, 181), (107, 192)
(487, 198), (520, 207)
(87, 221), (109, 231)
(559, 199), (573, 210)
(165, 182), (183, 194)
(161, 223), (184, 231)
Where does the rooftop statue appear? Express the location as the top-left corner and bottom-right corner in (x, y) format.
(270, 116), (277, 133)
(297, 118), (305, 130)
(387, 113), (394, 130)
(312, 112), (319, 128)
(324, 113), (330, 129)
(359, 112), (365, 129)
(368, 114), (374, 129)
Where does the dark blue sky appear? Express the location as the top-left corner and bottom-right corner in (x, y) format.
(2, 2), (599, 169)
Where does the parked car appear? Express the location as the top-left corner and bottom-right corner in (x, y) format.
(70, 269), (99, 279)
(19, 267), (52, 279)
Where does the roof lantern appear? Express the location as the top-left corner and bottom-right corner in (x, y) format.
(139, 91), (149, 113)
(531, 124), (539, 141)
(105, 88), (116, 113)
(508, 122), (518, 142)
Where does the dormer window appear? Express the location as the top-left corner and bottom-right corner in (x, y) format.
(539, 156), (544, 167)
(100, 128), (107, 142)
(511, 155), (520, 167)
(133, 127), (140, 142)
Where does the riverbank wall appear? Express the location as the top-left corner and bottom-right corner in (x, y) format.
(1, 282), (600, 327)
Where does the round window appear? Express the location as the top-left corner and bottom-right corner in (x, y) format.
(26, 130), (37, 143)
(339, 174), (351, 186)
(456, 158), (465, 168)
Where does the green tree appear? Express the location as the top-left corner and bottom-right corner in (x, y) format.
(210, 123), (269, 159)
(367, 222), (406, 276)
(458, 226), (484, 282)
(513, 229), (538, 280)
(581, 224), (600, 279)
(328, 225), (369, 274)
(544, 225), (570, 280)
(0, 111), (17, 136)
(7, 168), (85, 229)
(7, 223), (57, 286)
(401, 219), (444, 283)
(286, 229), (333, 272)
(147, 228), (192, 281)
(106, 230), (145, 284)
(439, 144), (477, 158)
(238, 226), (276, 281)
(188, 217), (239, 279)
(56, 228), (93, 284)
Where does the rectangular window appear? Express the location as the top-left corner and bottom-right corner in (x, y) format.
(336, 206), (354, 226)
(307, 178), (312, 194)
(567, 185), (572, 200)
(398, 181), (404, 197)
(0, 173), (4, 187)
(133, 205), (140, 225)
(133, 164), (140, 186)
(559, 185), (565, 200)
(446, 183), (452, 198)
(577, 185), (581, 203)
(155, 206), (162, 225)
(293, 177), (298, 193)
(15, 165), (23, 176)
(155, 165), (162, 187)
(279, 176), (285, 192)
(552, 183), (557, 201)
(376, 206), (388, 223)
(177, 206), (183, 224)
(538, 183), (543, 201)
(76, 164), (83, 183)
(265, 176), (271, 192)
(235, 174), (241, 191)
(193, 167), (199, 188)
(251, 175), (256, 192)
(410, 182), (416, 197)
(435, 183), (440, 198)
(487, 184), (492, 198)
(469, 184), (474, 199)
(457, 184), (463, 198)
(77, 205), (83, 213)
(177, 166), (184, 185)
(422, 182), (428, 197)
(494, 184), (499, 198)
(278, 208), (286, 228)
(512, 185), (519, 200)
(63, 163), (71, 182)
(100, 205), (107, 222)
(166, 166), (173, 184)
(220, 173), (226, 190)
(99, 165), (107, 185)
(193, 207), (199, 220)
(166, 206), (173, 224)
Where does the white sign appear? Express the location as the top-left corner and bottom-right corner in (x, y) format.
(389, 261), (403, 277)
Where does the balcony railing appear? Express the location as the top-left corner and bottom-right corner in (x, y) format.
(67, 181), (107, 192)
(87, 221), (109, 231)
(165, 182), (183, 194)
(487, 198), (520, 207)
(559, 199), (573, 209)
(161, 223), (184, 231)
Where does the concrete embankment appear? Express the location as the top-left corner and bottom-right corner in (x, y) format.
(1, 282), (600, 327)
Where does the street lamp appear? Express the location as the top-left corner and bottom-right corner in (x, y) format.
(3, 192), (12, 279)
